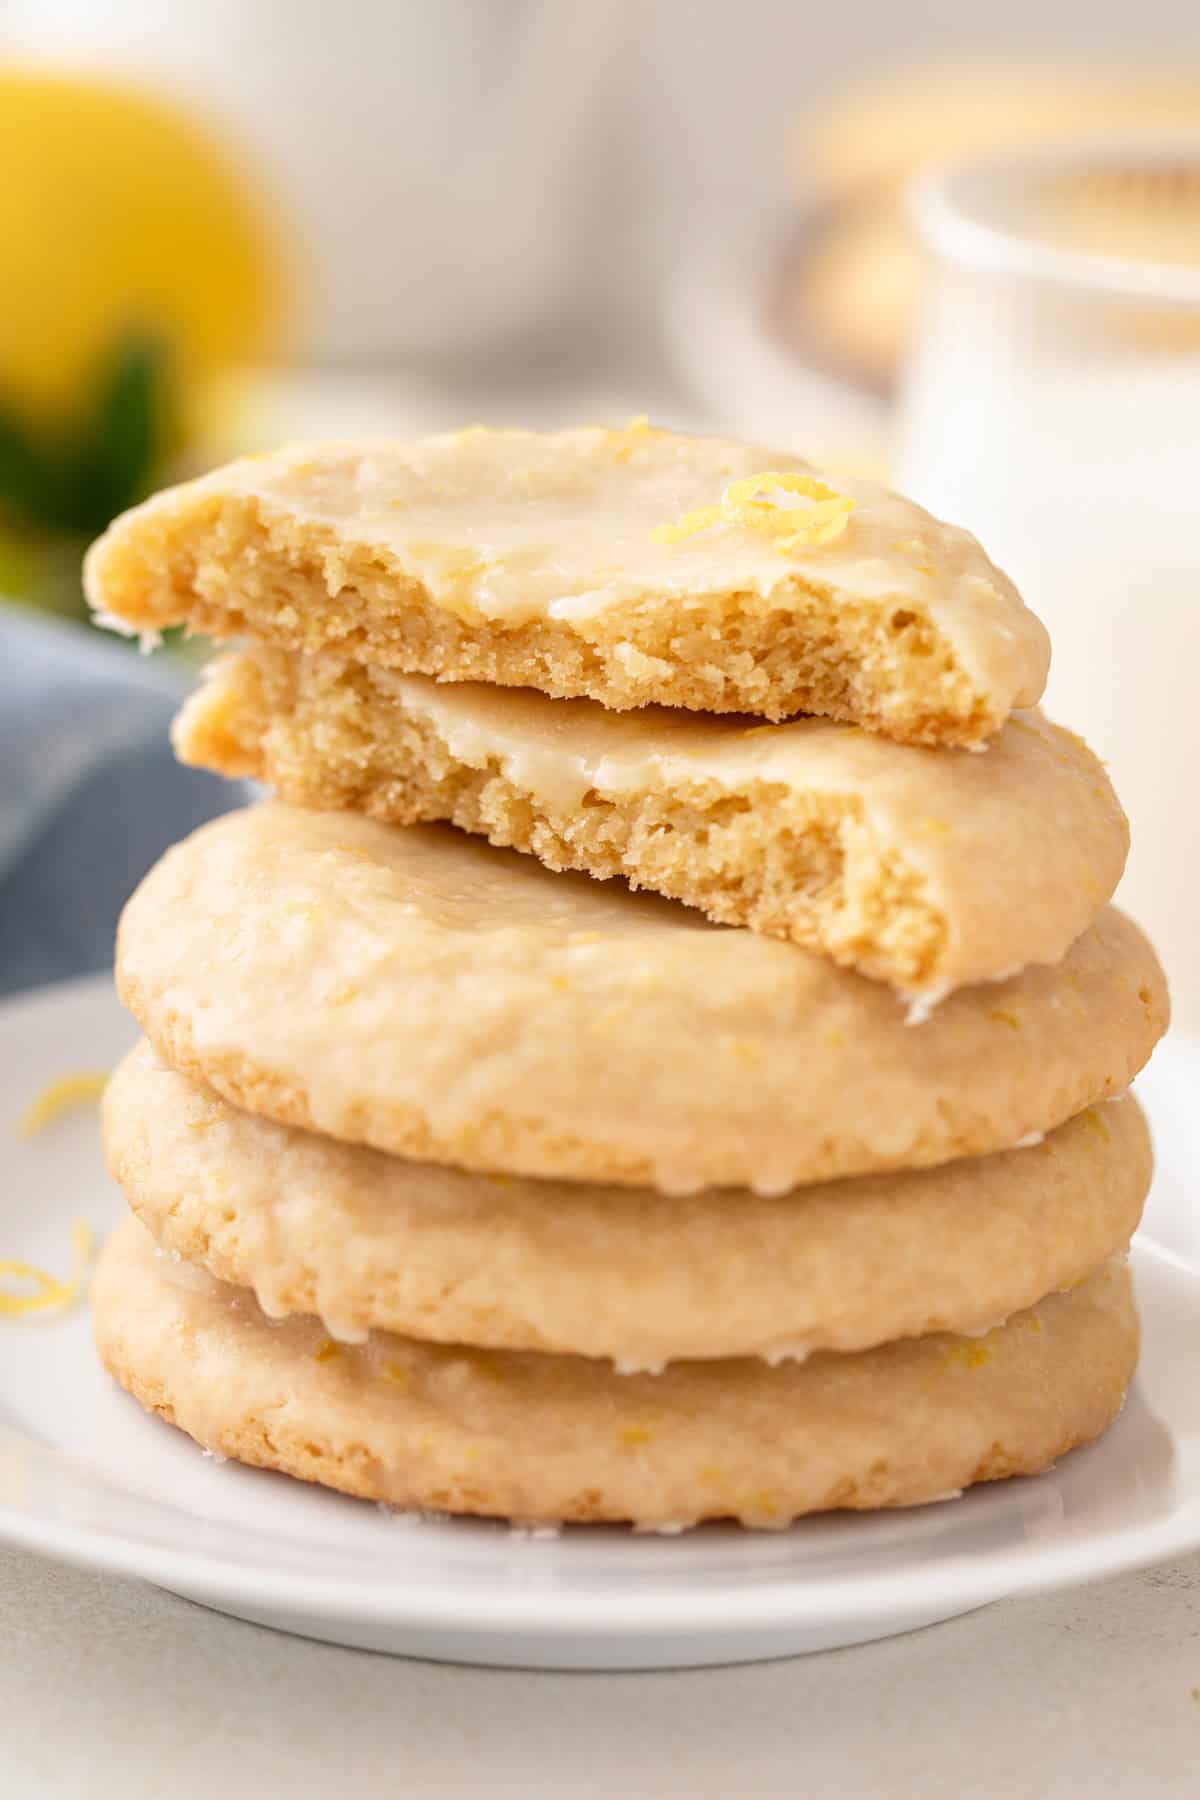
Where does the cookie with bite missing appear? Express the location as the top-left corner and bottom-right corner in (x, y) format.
(84, 426), (1048, 745)
(175, 646), (1126, 993)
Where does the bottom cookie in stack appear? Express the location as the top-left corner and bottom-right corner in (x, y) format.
(94, 1045), (1150, 1530)
(94, 1221), (1136, 1530)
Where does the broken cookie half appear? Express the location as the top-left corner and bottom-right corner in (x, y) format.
(85, 426), (1048, 744)
(175, 646), (1126, 996)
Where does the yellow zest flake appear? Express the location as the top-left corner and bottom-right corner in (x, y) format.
(653, 470), (854, 554)
(1024, 1314), (1043, 1333)
(328, 983), (360, 1007)
(1, 1220), (95, 1319)
(314, 1339), (341, 1363)
(652, 503), (725, 546)
(618, 1424), (654, 1447)
(722, 473), (854, 547)
(382, 1362), (410, 1388)
(606, 414), (656, 460)
(989, 1009), (1022, 1030)
(18, 1070), (109, 1136)
(894, 536), (936, 577)
(730, 1039), (762, 1068)
(948, 1342), (993, 1369)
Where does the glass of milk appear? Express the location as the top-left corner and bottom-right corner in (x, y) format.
(895, 141), (1200, 1030)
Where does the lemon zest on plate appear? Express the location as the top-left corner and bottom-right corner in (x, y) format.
(652, 470), (854, 552)
(18, 1070), (109, 1136)
(0, 1220), (95, 1318)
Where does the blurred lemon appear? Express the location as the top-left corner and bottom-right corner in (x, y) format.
(0, 66), (285, 426)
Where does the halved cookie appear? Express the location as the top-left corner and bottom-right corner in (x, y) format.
(94, 1217), (1139, 1529)
(115, 804), (1168, 1193)
(106, 1040), (1151, 1365)
(84, 426), (1048, 743)
(175, 647), (1126, 992)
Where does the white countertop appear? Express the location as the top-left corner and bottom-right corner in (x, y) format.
(3, 1542), (1197, 1798)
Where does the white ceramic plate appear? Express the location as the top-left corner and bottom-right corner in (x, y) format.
(1, 974), (1198, 1670)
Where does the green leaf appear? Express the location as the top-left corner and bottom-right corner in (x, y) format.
(56, 331), (173, 534)
(0, 406), (55, 525)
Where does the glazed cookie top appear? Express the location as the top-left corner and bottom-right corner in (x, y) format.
(116, 805), (1167, 1194)
(176, 653), (1127, 993)
(106, 1040), (1151, 1365)
(84, 426), (1049, 740)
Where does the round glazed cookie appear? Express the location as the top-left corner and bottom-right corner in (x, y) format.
(115, 805), (1169, 1193)
(94, 1218), (1139, 1529)
(175, 650), (1129, 994)
(105, 1042), (1152, 1365)
(84, 426), (1049, 744)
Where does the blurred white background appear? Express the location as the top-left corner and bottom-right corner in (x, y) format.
(7, 0), (1200, 364)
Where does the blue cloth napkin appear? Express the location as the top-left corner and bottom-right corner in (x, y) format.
(0, 606), (247, 997)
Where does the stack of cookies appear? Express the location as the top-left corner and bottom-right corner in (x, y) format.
(83, 426), (1168, 1530)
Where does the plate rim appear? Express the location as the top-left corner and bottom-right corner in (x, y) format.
(3, 1401), (1199, 1638)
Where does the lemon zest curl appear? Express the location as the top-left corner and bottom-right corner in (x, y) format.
(1, 1220), (95, 1318)
(652, 470), (854, 553)
(18, 1070), (109, 1136)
